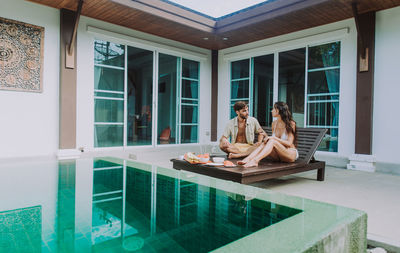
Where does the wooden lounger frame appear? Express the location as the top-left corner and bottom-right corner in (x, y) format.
(170, 127), (327, 184)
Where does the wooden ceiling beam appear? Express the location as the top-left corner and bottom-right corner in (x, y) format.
(111, 0), (215, 32)
(68, 0), (83, 56)
(26, 0), (400, 50)
(215, 0), (330, 33)
(65, 0), (84, 68)
(352, 2), (368, 59)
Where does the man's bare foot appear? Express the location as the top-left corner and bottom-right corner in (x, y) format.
(229, 153), (244, 159)
(243, 160), (258, 168)
(228, 152), (241, 159)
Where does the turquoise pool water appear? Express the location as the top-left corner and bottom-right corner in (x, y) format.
(0, 158), (302, 253)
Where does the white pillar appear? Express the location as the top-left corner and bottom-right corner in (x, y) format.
(347, 154), (376, 172)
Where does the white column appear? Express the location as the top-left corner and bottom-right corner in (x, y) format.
(347, 154), (376, 172)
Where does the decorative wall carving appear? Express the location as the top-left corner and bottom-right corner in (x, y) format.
(0, 17), (44, 92)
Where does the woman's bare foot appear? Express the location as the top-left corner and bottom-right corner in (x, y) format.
(238, 156), (251, 165)
(237, 160), (246, 165)
(243, 160), (258, 168)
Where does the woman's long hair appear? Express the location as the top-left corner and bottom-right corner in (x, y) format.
(274, 101), (297, 146)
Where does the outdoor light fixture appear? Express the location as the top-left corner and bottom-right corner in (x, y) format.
(203, 37), (209, 40)
(223, 37), (228, 40)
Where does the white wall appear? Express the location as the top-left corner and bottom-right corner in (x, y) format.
(0, 0), (59, 158)
(374, 6), (400, 165)
(218, 19), (358, 162)
(76, 16), (212, 151)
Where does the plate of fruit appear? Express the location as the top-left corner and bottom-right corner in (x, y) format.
(223, 160), (236, 167)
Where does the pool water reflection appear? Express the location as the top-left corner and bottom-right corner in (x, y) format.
(0, 158), (302, 253)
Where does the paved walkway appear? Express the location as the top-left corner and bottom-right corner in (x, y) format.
(85, 147), (400, 252)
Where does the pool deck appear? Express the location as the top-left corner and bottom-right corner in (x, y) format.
(82, 147), (400, 252)
(252, 167), (400, 252)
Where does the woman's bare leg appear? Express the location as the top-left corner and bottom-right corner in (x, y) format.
(244, 140), (296, 167)
(268, 148), (280, 161)
(237, 143), (266, 165)
(243, 141), (275, 167)
(276, 147), (297, 162)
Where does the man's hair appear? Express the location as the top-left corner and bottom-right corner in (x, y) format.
(233, 101), (248, 112)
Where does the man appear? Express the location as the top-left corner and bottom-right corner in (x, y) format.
(220, 101), (266, 158)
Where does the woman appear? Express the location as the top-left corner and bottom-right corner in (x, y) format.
(238, 101), (299, 168)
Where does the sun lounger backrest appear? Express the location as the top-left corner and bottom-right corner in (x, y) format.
(261, 127), (327, 164)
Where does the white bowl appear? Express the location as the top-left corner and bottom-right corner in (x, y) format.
(199, 157), (209, 163)
(212, 157), (225, 163)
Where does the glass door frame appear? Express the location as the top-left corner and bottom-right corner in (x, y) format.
(229, 56), (272, 118)
(155, 55), (201, 146)
(123, 43), (156, 148)
(229, 59), (251, 117)
(93, 40), (126, 148)
(93, 35), (203, 150)
(179, 59), (200, 144)
(228, 39), (342, 152)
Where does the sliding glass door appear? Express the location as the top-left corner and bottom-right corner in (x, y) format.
(157, 55), (199, 144)
(307, 42), (340, 152)
(180, 59), (199, 144)
(157, 53), (178, 144)
(253, 54), (274, 127)
(126, 46), (154, 146)
(230, 41), (340, 152)
(230, 55), (274, 126)
(94, 39), (200, 148)
(278, 48), (306, 127)
(230, 59), (250, 118)
(94, 40), (125, 147)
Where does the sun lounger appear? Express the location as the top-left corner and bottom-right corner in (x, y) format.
(170, 127), (327, 184)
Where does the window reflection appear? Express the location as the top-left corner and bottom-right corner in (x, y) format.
(55, 159), (302, 252)
(94, 40), (125, 147)
(94, 40), (125, 67)
(92, 161), (125, 245)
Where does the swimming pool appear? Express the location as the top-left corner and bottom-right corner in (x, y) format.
(0, 157), (366, 252)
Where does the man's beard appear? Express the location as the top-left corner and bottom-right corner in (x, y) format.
(239, 114), (247, 120)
